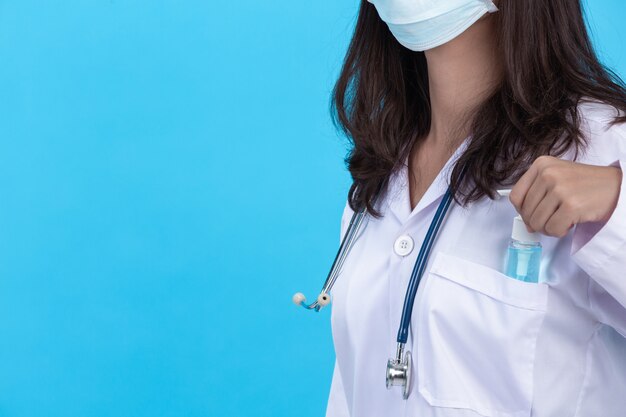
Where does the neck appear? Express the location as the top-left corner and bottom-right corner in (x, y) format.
(423, 13), (503, 148)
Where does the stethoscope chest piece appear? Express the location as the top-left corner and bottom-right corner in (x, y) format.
(386, 347), (412, 400)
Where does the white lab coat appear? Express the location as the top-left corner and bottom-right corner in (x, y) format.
(325, 100), (626, 417)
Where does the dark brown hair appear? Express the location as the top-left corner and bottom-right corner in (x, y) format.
(332, 0), (626, 217)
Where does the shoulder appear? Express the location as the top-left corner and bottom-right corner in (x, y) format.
(340, 199), (355, 240)
(341, 199), (354, 223)
(576, 98), (626, 165)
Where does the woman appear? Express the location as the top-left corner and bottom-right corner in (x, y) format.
(325, 0), (626, 416)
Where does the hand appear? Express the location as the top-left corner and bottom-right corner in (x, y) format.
(509, 156), (623, 238)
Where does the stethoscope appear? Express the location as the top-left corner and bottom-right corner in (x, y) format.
(292, 180), (458, 400)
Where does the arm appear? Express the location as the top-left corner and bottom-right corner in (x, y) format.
(325, 202), (354, 417)
(570, 159), (626, 301)
(325, 360), (350, 417)
(570, 159), (626, 335)
(508, 116), (626, 333)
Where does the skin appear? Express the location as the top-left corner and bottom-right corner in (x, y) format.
(409, 6), (623, 236)
(409, 9), (503, 208)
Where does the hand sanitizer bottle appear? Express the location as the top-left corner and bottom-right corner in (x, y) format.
(505, 215), (542, 283)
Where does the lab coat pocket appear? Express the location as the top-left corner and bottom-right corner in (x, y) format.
(417, 251), (548, 417)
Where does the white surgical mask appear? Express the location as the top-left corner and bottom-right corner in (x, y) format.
(367, 0), (499, 51)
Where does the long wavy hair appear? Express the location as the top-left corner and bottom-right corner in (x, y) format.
(332, 0), (626, 217)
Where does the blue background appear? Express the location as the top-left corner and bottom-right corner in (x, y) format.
(0, 1), (623, 416)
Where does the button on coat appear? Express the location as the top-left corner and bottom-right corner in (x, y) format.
(393, 235), (415, 256)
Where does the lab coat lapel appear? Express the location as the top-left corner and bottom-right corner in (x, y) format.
(386, 137), (471, 224)
(386, 162), (412, 223)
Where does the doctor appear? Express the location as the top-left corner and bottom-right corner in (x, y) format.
(324, 0), (626, 416)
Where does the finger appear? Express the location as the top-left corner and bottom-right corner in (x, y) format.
(544, 203), (577, 238)
(527, 191), (560, 235)
(509, 161), (540, 212)
(520, 175), (548, 230)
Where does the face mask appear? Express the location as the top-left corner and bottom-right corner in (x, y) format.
(367, 0), (499, 51)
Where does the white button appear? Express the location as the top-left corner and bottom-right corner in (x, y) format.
(393, 234), (414, 256)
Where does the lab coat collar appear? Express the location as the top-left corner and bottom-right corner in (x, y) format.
(385, 136), (471, 225)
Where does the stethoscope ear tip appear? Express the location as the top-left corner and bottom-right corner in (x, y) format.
(317, 292), (331, 307)
(292, 292), (306, 306)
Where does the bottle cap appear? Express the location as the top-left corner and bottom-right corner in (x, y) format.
(511, 215), (541, 243)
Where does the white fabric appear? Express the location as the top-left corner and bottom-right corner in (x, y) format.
(325, 100), (626, 417)
(367, 0), (498, 51)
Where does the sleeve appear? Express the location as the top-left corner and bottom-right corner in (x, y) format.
(325, 359), (350, 417)
(324, 202), (354, 417)
(569, 114), (626, 336)
(570, 158), (626, 311)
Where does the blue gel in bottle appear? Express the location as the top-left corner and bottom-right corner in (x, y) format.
(504, 215), (542, 283)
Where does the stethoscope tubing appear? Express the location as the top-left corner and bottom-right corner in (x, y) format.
(297, 162), (465, 321)
(299, 205), (368, 311)
(395, 163), (467, 343)
(295, 161), (468, 399)
(396, 186), (455, 343)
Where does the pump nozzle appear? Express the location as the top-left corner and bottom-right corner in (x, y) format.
(496, 189), (511, 199)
